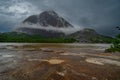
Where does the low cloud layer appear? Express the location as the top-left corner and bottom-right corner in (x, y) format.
(15, 23), (82, 35)
(0, 0), (120, 36)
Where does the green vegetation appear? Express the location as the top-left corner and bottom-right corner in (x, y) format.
(0, 32), (76, 43)
(0, 32), (113, 43)
(105, 26), (120, 52)
(105, 34), (120, 52)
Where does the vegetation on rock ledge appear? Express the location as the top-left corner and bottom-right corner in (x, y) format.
(105, 27), (120, 52)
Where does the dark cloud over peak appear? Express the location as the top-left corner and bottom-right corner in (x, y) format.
(0, 0), (120, 36)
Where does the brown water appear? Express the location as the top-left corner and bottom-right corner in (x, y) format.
(0, 43), (120, 80)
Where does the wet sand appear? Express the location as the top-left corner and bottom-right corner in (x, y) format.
(0, 43), (120, 80)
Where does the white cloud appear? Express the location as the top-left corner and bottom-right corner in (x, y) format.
(15, 23), (82, 35)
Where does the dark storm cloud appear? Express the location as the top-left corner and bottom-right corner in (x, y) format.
(0, 0), (120, 36)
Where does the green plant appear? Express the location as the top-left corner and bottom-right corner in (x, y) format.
(0, 32), (76, 43)
(105, 27), (120, 52)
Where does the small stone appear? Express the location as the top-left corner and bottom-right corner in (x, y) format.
(42, 59), (65, 64)
(92, 77), (97, 80)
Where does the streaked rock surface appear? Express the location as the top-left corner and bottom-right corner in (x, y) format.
(0, 43), (120, 80)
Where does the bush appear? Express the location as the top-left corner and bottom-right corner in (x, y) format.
(0, 32), (76, 43)
(105, 34), (120, 52)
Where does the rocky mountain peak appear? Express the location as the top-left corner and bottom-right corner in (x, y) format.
(40, 10), (58, 17)
(23, 10), (73, 28)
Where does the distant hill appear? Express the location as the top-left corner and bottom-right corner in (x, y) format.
(0, 30), (113, 43)
(69, 28), (113, 43)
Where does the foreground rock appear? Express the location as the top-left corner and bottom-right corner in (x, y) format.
(0, 43), (120, 80)
(86, 58), (120, 66)
(42, 59), (65, 64)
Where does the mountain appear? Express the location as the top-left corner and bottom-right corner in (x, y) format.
(15, 10), (74, 37)
(23, 11), (73, 28)
(69, 28), (113, 43)
(14, 10), (113, 43)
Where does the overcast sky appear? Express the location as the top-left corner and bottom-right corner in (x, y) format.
(0, 0), (120, 36)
